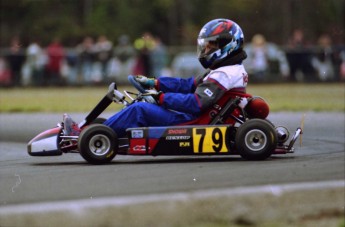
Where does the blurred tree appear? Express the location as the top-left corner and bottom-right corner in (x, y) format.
(0, 0), (343, 47)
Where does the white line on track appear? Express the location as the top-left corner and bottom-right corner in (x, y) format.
(0, 180), (344, 215)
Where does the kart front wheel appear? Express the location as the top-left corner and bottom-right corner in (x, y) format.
(235, 119), (277, 160)
(78, 124), (118, 164)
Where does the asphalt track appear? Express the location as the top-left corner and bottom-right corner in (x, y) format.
(0, 111), (344, 207)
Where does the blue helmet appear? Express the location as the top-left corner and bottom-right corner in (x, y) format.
(197, 18), (244, 68)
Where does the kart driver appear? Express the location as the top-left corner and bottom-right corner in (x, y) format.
(64, 18), (249, 137)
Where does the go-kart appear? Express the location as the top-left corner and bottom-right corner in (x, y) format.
(28, 75), (302, 164)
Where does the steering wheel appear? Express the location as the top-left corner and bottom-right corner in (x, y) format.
(128, 75), (147, 93)
(127, 75), (158, 104)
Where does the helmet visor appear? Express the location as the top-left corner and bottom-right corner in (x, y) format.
(197, 37), (219, 59)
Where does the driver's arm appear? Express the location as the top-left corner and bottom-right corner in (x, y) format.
(159, 78), (226, 115)
(157, 76), (197, 93)
(156, 70), (210, 93)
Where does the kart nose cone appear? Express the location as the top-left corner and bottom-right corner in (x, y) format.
(28, 127), (62, 156)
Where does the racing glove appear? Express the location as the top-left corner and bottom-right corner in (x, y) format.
(135, 75), (156, 89)
(142, 90), (164, 105)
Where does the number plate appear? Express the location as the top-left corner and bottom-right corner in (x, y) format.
(192, 126), (228, 153)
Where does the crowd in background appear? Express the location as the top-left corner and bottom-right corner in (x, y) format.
(244, 29), (345, 83)
(0, 32), (168, 87)
(0, 29), (344, 87)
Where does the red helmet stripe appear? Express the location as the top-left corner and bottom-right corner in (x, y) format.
(211, 21), (233, 35)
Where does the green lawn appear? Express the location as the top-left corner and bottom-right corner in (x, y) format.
(0, 83), (344, 113)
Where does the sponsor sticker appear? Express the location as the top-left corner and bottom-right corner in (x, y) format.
(168, 129), (187, 135)
(243, 73), (249, 84)
(179, 142), (190, 147)
(204, 88), (213, 97)
(131, 130), (144, 138)
(133, 145), (146, 151)
(166, 136), (191, 140)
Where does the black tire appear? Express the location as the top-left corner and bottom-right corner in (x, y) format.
(235, 119), (277, 160)
(91, 118), (106, 124)
(78, 124), (118, 164)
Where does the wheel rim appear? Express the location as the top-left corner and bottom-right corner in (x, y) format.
(88, 134), (111, 156)
(244, 129), (267, 152)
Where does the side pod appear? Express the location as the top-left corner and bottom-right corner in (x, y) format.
(28, 127), (62, 156)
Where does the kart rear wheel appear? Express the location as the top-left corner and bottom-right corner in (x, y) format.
(78, 124), (118, 164)
(92, 118), (106, 124)
(235, 119), (277, 160)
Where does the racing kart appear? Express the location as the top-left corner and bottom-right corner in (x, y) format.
(28, 75), (302, 164)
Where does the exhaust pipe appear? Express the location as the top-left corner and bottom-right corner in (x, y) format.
(276, 126), (290, 143)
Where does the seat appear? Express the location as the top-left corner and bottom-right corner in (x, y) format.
(180, 89), (252, 126)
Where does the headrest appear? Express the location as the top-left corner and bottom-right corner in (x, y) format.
(245, 96), (269, 119)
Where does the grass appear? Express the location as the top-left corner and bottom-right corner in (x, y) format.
(0, 83), (344, 113)
(247, 83), (345, 112)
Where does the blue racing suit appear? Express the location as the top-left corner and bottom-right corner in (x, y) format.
(103, 77), (198, 137)
(104, 51), (248, 137)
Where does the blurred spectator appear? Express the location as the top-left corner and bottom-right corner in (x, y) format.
(64, 47), (79, 85)
(94, 35), (113, 82)
(311, 34), (336, 81)
(111, 34), (136, 83)
(76, 36), (95, 84)
(150, 36), (168, 77)
(171, 52), (204, 78)
(24, 40), (46, 86)
(114, 35), (136, 63)
(133, 32), (155, 76)
(244, 34), (290, 82)
(285, 29), (315, 82)
(0, 57), (11, 86)
(46, 38), (65, 85)
(5, 37), (26, 86)
(340, 50), (345, 81)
